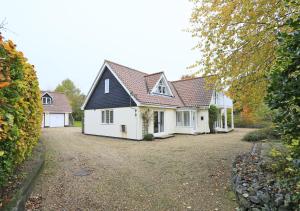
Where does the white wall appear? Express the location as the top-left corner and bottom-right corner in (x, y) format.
(84, 107), (142, 140)
(44, 113), (50, 127)
(196, 109), (210, 133)
(65, 113), (69, 126)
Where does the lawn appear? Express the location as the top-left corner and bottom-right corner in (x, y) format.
(73, 121), (82, 127)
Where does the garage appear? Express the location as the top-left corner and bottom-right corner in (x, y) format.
(49, 114), (65, 127)
(41, 91), (72, 128)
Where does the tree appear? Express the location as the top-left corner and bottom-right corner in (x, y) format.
(181, 74), (196, 80)
(55, 79), (85, 121)
(266, 16), (300, 158)
(189, 0), (300, 111)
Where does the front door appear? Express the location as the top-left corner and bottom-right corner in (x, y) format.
(154, 111), (164, 134)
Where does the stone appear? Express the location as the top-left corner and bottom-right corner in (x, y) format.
(242, 183), (248, 187)
(242, 193), (249, 198)
(275, 194), (284, 206)
(236, 185), (244, 194)
(239, 196), (251, 208)
(257, 191), (270, 203)
(249, 196), (260, 204)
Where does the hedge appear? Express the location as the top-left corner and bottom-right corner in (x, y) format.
(0, 37), (42, 187)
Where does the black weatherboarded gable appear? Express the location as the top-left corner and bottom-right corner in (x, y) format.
(85, 67), (137, 109)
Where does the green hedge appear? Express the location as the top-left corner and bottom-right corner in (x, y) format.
(0, 38), (42, 187)
(242, 127), (280, 142)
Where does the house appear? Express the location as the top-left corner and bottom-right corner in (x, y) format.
(81, 60), (234, 140)
(41, 91), (72, 128)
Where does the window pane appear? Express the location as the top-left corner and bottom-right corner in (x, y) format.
(102, 111), (105, 123)
(105, 79), (109, 93)
(106, 110), (109, 123)
(110, 111), (113, 123)
(184, 111), (190, 126)
(176, 112), (182, 126)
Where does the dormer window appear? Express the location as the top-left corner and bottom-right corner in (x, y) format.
(153, 77), (173, 97)
(42, 96), (52, 105)
(158, 80), (167, 94)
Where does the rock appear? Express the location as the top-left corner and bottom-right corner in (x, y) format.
(236, 185), (244, 194)
(239, 196), (251, 208)
(242, 193), (249, 198)
(278, 206), (289, 211)
(242, 183), (248, 187)
(257, 191), (270, 203)
(275, 194), (284, 206)
(249, 196), (260, 204)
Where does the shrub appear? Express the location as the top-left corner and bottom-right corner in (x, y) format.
(0, 37), (42, 187)
(209, 105), (219, 133)
(242, 127), (279, 142)
(143, 134), (154, 141)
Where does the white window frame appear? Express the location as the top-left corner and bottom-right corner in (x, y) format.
(101, 109), (114, 124)
(151, 74), (174, 97)
(105, 79), (110, 94)
(42, 97), (52, 105)
(176, 111), (192, 127)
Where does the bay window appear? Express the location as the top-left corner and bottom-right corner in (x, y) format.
(176, 111), (191, 127)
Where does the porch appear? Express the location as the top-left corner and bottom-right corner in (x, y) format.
(214, 106), (234, 133)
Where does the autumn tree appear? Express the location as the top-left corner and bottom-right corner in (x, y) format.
(181, 74), (196, 80)
(189, 0), (300, 111)
(55, 79), (85, 121)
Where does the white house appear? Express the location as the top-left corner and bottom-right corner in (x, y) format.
(41, 91), (72, 128)
(81, 60), (234, 140)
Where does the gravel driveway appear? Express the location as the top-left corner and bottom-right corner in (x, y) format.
(29, 127), (253, 210)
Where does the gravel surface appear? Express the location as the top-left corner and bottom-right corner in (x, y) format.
(29, 127), (253, 210)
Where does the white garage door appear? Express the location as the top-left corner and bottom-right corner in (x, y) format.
(49, 114), (65, 127)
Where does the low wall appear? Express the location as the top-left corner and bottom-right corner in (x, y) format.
(232, 143), (293, 211)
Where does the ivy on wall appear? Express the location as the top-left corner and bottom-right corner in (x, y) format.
(0, 36), (42, 187)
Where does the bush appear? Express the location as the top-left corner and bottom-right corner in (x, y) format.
(209, 105), (219, 133)
(242, 127), (279, 142)
(0, 38), (42, 187)
(234, 114), (271, 128)
(143, 134), (154, 141)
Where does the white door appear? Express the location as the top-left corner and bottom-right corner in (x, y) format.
(49, 114), (65, 127)
(153, 111), (164, 134)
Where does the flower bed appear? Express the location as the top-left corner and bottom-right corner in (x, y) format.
(232, 143), (298, 210)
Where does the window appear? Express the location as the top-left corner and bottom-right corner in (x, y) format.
(176, 111), (191, 127)
(110, 110), (113, 123)
(105, 79), (109, 93)
(183, 111), (190, 126)
(101, 110), (114, 124)
(201, 116), (204, 120)
(106, 110), (109, 123)
(42, 97), (52, 105)
(154, 79), (170, 96)
(101, 111), (105, 123)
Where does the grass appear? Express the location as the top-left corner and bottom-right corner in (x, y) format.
(73, 121), (82, 127)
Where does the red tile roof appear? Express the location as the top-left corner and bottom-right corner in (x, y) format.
(144, 72), (163, 92)
(172, 77), (214, 106)
(41, 91), (72, 113)
(104, 60), (214, 107)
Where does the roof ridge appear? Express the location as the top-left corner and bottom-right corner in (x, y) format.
(144, 71), (163, 77)
(41, 91), (66, 95)
(104, 60), (148, 75)
(171, 75), (211, 83)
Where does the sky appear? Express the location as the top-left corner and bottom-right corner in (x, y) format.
(1, 0), (199, 94)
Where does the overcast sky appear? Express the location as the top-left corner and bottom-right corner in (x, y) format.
(1, 0), (199, 94)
